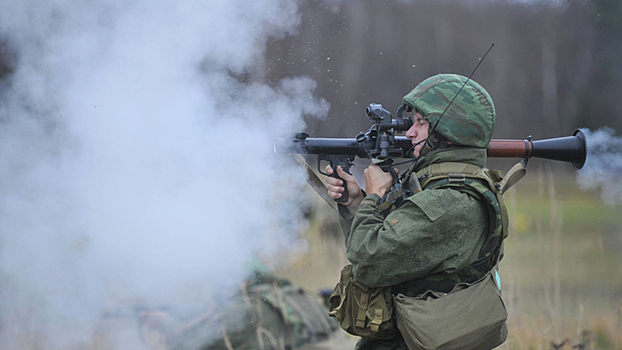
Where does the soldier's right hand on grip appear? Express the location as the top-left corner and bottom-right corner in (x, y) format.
(331, 170), (349, 203)
(326, 165), (365, 215)
(325, 165), (348, 203)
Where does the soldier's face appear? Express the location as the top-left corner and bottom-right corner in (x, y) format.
(405, 113), (429, 157)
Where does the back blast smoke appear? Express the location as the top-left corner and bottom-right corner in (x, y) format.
(576, 128), (622, 205)
(0, 0), (328, 348)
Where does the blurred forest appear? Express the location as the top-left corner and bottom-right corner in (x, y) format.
(259, 0), (622, 142)
(1, 0), (621, 139)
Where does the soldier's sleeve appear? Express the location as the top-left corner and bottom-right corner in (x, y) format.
(345, 188), (489, 288)
(337, 203), (355, 242)
(337, 190), (370, 243)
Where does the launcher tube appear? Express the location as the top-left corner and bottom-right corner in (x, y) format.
(277, 130), (587, 169)
(487, 140), (532, 158)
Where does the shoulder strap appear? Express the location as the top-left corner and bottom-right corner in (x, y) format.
(393, 162), (522, 296)
(415, 162), (509, 240)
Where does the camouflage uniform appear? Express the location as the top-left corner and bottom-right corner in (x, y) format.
(338, 74), (502, 350)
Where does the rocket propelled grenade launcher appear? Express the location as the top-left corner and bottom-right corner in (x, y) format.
(275, 103), (588, 202)
(279, 132), (588, 167)
(487, 129), (587, 169)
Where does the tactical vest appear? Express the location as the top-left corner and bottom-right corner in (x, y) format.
(392, 162), (513, 297)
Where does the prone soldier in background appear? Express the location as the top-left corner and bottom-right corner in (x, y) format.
(134, 266), (350, 350)
(326, 74), (509, 350)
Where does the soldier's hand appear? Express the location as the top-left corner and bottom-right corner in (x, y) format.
(364, 164), (395, 198)
(325, 165), (363, 213)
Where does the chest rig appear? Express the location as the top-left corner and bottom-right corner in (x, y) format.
(388, 161), (525, 297)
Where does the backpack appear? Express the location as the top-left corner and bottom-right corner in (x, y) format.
(167, 274), (338, 350)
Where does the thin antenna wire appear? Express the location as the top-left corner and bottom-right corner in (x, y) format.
(400, 43), (495, 179)
(427, 43), (495, 137)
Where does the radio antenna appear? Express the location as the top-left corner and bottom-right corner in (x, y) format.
(398, 43), (495, 176)
(427, 43), (495, 139)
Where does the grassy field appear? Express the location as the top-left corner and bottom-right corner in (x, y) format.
(276, 167), (622, 350)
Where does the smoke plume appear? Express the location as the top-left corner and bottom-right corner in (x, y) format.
(0, 0), (327, 348)
(577, 127), (622, 205)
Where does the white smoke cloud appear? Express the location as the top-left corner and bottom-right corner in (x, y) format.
(577, 127), (622, 205)
(0, 0), (327, 347)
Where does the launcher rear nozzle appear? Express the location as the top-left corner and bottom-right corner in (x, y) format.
(486, 129), (588, 169)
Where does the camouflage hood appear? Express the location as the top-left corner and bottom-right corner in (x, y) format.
(402, 74), (496, 148)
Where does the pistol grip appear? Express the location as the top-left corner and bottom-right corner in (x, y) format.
(375, 159), (393, 173)
(330, 157), (353, 204)
(332, 170), (349, 203)
(319, 154), (354, 204)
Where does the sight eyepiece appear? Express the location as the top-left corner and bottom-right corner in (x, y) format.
(366, 103), (413, 132)
(391, 116), (413, 132)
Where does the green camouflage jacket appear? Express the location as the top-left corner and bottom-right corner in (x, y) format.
(339, 148), (494, 294)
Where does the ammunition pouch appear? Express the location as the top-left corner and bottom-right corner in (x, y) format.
(328, 265), (397, 340)
(393, 266), (508, 350)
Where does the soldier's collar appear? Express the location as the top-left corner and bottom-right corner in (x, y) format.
(413, 148), (486, 173)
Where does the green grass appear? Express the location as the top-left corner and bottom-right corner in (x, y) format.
(510, 194), (622, 228)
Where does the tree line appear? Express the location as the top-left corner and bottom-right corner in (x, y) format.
(263, 0), (622, 141)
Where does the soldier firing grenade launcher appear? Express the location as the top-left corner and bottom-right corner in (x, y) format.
(275, 103), (588, 203)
